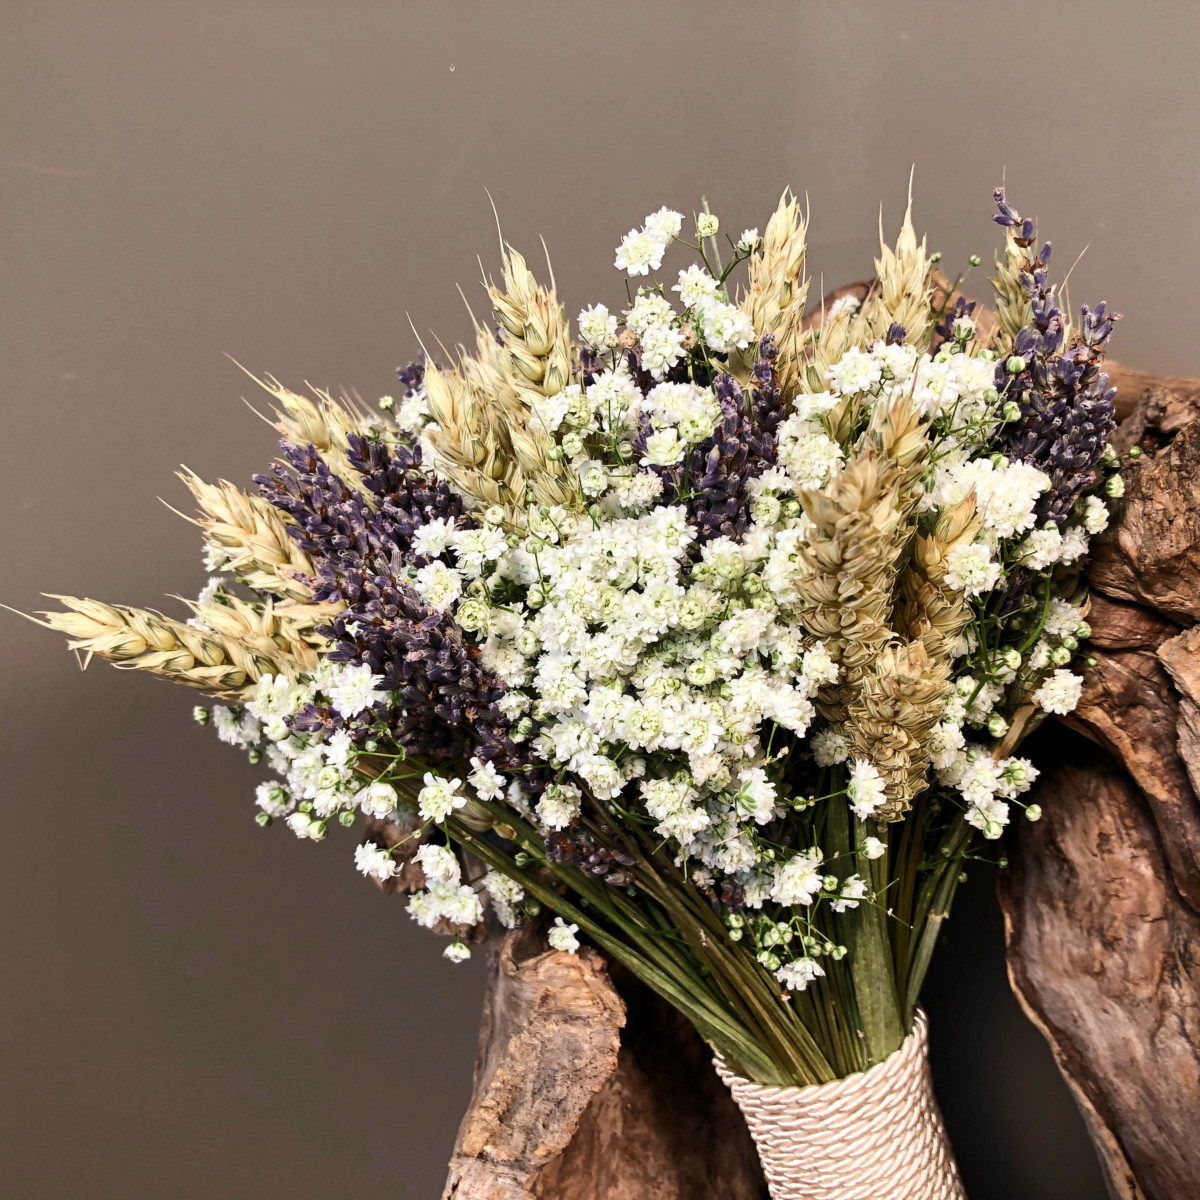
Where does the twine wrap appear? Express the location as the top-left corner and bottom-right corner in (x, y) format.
(715, 1010), (965, 1200)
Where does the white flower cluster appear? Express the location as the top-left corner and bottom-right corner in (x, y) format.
(593, 206), (753, 378)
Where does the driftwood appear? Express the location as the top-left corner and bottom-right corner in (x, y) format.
(441, 929), (766, 1200)
(361, 341), (1200, 1197)
(998, 366), (1200, 1199)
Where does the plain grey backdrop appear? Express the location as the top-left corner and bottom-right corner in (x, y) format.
(3, 3), (1198, 1197)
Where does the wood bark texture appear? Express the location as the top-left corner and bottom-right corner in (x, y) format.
(998, 365), (1200, 1200)
(441, 929), (767, 1200)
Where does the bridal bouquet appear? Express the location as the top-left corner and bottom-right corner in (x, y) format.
(34, 184), (1120, 1193)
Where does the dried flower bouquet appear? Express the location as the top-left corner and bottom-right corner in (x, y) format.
(32, 185), (1120, 1105)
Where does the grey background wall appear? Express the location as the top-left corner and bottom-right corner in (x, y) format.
(2, 3), (1197, 1197)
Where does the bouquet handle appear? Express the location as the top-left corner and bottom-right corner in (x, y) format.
(715, 1009), (965, 1200)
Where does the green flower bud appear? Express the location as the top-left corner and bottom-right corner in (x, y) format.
(1075, 621), (1091, 640)
(338, 810), (356, 827)
(254, 812), (272, 828)
(1060, 634), (1079, 652)
(1006, 355), (1027, 374)
(192, 706), (210, 725)
(248, 747), (262, 764)
(1128, 445), (1143, 459)
(1025, 804), (1043, 822)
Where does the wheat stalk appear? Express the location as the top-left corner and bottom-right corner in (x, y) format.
(847, 639), (950, 819)
(859, 186), (934, 349)
(239, 368), (372, 490)
(176, 469), (317, 603)
(739, 190), (810, 399)
(488, 245), (573, 401)
(425, 338), (578, 515)
(795, 395), (936, 817)
(34, 594), (318, 698)
(989, 231), (1035, 351)
(895, 494), (980, 657)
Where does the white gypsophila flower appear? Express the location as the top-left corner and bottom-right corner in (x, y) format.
(354, 841), (399, 882)
(196, 575), (224, 607)
(1043, 597), (1084, 638)
(827, 346), (882, 395)
(644, 206), (683, 242)
(359, 779), (399, 820)
(641, 428), (685, 467)
(699, 302), (754, 353)
(536, 782), (582, 830)
(407, 879), (483, 930)
(737, 227), (760, 251)
(212, 705), (253, 748)
(735, 767), (778, 824)
(1082, 494), (1110, 534)
(285, 811), (320, 840)
(928, 720), (966, 771)
(944, 542), (1002, 597)
(625, 292), (675, 337)
(468, 756), (505, 801)
(673, 265), (720, 308)
(577, 303), (618, 349)
(1032, 668), (1084, 715)
(1017, 526), (1063, 571)
(831, 873), (869, 913)
(326, 663), (387, 719)
(811, 725), (849, 766)
(452, 526), (508, 578)
(770, 849), (824, 906)
(777, 415), (844, 488)
(203, 543), (230, 572)
(483, 869), (524, 928)
(443, 941), (471, 963)
(395, 390), (430, 435)
(776, 956), (825, 992)
(255, 780), (294, 818)
(416, 842), (461, 884)
(862, 836), (887, 861)
(695, 212), (719, 239)
(411, 517), (456, 558)
(825, 294), (861, 320)
(847, 759), (886, 820)
(639, 322), (686, 379)
(417, 772), (465, 823)
(1058, 526), (1090, 564)
(615, 228), (666, 276)
(548, 917), (581, 954)
(579, 461), (608, 497)
(800, 643), (839, 687)
(966, 797), (1010, 840)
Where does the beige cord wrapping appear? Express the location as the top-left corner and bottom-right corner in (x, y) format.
(715, 1010), (966, 1200)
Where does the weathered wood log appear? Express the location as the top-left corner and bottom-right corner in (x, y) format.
(441, 928), (766, 1200)
(999, 364), (1200, 1200)
(999, 742), (1200, 1200)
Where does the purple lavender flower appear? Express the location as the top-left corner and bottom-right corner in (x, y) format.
(993, 188), (1119, 527)
(635, 336), (784, 542)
